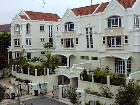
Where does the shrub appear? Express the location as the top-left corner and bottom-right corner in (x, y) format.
(81, 69), (89, 81)
(110, 73), (126, 86)
(85, 88), (101, 96)
(0, 85), (5, 102)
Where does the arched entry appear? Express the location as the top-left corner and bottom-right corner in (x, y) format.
(56, 55), (67, 66)
(58, 75), (70, 85)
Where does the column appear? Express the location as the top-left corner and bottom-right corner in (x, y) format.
(12, 65), (14, 72)
(47, 68), (49, 75)
(67, 56), (69, 67)
(44, 68), (46, 75)
(92, 73), (94, 83)
(107, 75), (110, 86)
(35, 69), (37, 76)
(124, 59), (128, 76)
(100, 58), (102, 68)
(21, 68), (23, 74)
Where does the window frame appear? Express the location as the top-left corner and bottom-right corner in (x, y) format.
(26, 38), (31, 45)
(108, 16), (121, 28)
(134, 15), (140, 28)
(65, 22), (74, 32)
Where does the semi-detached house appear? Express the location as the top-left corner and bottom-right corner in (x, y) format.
(9, 0), (140, 104)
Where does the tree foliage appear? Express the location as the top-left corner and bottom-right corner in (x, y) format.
(115, 81), (140, 105)
(0, 84), (5, 102)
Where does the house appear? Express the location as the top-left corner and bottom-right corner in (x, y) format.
(0, 24), (11, 33)
(9, 0), (140, 104)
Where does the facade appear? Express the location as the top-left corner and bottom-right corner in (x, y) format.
(9, 0), (140, 104)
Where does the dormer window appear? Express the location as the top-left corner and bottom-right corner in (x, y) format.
(65, 22), (74, 32)
(108, 16), (121, 28)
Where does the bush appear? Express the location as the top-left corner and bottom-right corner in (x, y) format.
(67, 89), (79, 104)
(115, 81), (140, 105)
(0, 85), (5, 102)
(94, 67), (109, 84)
(85, 88), (101, 96)
(110, 73), (126, 86)
(81, 69), (89, 81)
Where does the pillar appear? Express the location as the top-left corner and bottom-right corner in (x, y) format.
(47, 68), (49, 75)
(12, 65), (14, 72)
(8, 51), (9, 64)
(67, 56), (69, 67)
(35, 69), (37, 76)
(107, 75), (110, 86)
(92, 73), (94, 83)
(58, 85), (63, 99)
(44, 68), (46, 75)
(124, 59), (128, 76)
(100, 58), (102, 68)
(21, 68), (23, 74)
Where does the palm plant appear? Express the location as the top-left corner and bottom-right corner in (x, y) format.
(42, 54), (60, 74)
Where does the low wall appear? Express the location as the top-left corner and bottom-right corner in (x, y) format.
(78, 80), (119, 95)
(85, 93), (115, 105)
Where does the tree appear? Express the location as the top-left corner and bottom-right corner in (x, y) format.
(0, 84), (5, 102)
(115, 81), (140, 105)
(42, 54), (60, 73)
(0, 32), (10, 70)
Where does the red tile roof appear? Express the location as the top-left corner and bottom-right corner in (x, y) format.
(20, 11), (60, 22)
(0, 24), (11, 32)
(20, 15), (29, 20)
(96, 2), (109, 13)
(71, 0), (136, 16)
(118, 0), (136, 8)
(72, 4), (100, 16)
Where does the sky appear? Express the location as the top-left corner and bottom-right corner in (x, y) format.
(0, 0), (110, 24)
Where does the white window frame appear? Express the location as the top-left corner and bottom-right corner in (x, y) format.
(108, 16), (121, 28)
(40, 38), (45, 42)
(15, 52), (21, 59)
(65, 22), (74, 32)
(14, 39), (20, 47)
(40, 24), (45, 32)
(107, 36), (121, 48)
(26, 38), (31, 45)
(86, 27), (93, 48)
(64, 38), (74, 48)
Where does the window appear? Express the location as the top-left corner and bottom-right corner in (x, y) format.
(103, 37), (106, 44)
(64, 38), (74, 48)
(26, 23), (30, 34)
(125, 36), (128, 44)
(91, 57), (98, 60)
(40, 24), (44, 32)
(65, 22), (74, 31)
(108, 16), (121, 28)
(40, 38), (45, 42)
(134, 15), (139, 28)
(14, 24), (20, 34)
(14, 39), (20, 47)
(80, 56), (89, 60)
(26, 38), (31, 45)
(56, 25), (59, 31)
(107, 36), (121, 48)
(61, 39), (64, 45)
(76, 38), (78, 44)
(49, 25), (53, 46)
(115, 58), (131, 74)
(41, 51), (45, 55)
(86, 27), (93, 48)
(27, 53), (31, 59)
(15, 52), (21, 59)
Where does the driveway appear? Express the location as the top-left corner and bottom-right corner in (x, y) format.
(9, 96), (68, 105)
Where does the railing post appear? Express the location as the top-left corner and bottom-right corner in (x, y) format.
(107, 75), (110, 86)
(59, 85), (63, 99)
(44, 68), (46, 75)
(21, 68), (23, 74)
(92, 73), (94, 83)
(35, 69), (37, 76)
(47, 68), (49, 75)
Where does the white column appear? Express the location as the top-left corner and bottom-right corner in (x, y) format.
(67, 56), (69, 67)
(12, 65), (14, 72)
(35, 69), (37, 76)
(92, 73), (94, 83)
(21, 68), (23, 74)
(44, 68), (46, 75)
(58, 85), (63, 99)
(107, 75), (110, 86)
(124, 59), (128, 76)
(47, 68), (49, 75)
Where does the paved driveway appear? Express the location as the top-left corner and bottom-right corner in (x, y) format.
(12, 96), (68, 105)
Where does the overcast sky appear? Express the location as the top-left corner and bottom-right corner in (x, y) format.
(0, 0), (110, 24)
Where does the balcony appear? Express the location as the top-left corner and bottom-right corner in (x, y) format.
(104, 27), (124, 36)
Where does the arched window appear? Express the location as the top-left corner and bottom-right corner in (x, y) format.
(65, 22), (74, 31)
(108, 16), (121, 28)
(26, 23), (30, 34)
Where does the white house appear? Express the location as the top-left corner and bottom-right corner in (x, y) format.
(9, 0), (140, 104)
